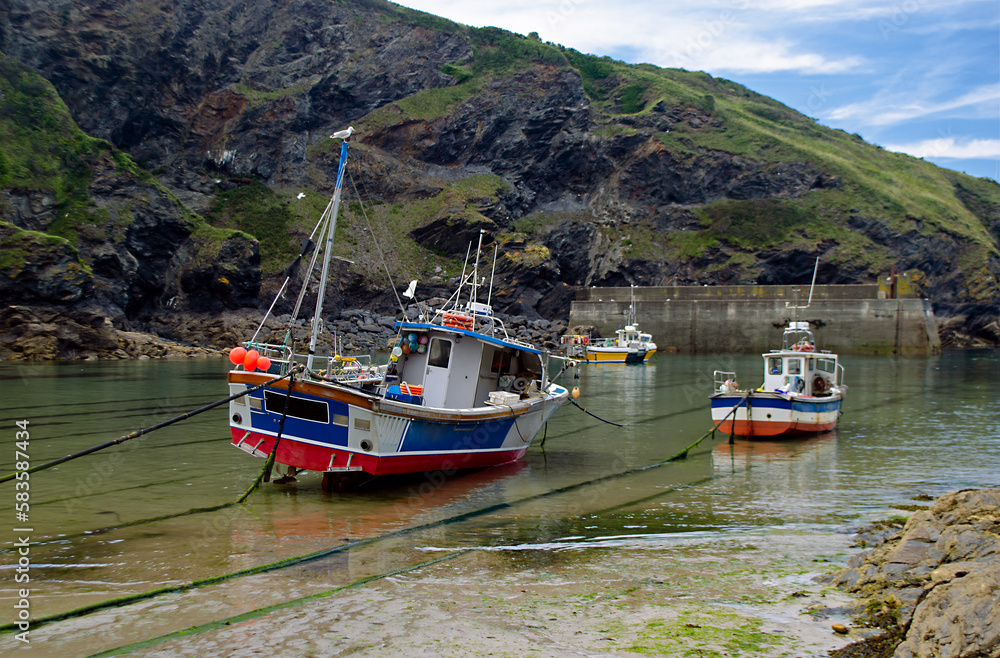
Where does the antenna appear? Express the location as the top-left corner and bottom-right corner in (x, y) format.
(786, 257), (820, 309)
(457, 243), (471, 310)
(471, 229), (485, 307)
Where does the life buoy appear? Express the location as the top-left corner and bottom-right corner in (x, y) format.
(813, 376), (826, 394)
(400, 382), (424, 396)
(443, 312), (473, 330)
(580, 335), (589, 345)
(792, 342), (815, 352)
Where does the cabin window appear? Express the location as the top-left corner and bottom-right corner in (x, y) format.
(230, 385), (247, 406)
(768, 357), (782, 375)
(491, 350), (512, 374)
(428, 339), (452, 368)
(263, 391), (329, 423)
(787, 358), (802, 375)
(817, 358), (836, 373)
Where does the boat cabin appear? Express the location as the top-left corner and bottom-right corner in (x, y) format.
(620, 325), (653, 349)
(387, 322), (545, 409)
(760, 322), (841, 396)
(761, 351), (840, 396)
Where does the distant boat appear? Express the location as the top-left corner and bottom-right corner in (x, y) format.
(710, 321), (847, 437)
(583, 285), (657, 364)
(226, 128), (572, 486)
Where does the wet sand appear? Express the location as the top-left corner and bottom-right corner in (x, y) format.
(99, 525), (860, 657)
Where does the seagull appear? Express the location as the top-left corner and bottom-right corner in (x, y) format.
(297, 192), (306, 199)
(330, 126), (355, 140)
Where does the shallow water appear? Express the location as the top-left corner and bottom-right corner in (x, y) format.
(1, 350), (998, 651)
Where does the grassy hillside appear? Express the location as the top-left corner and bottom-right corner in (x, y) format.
(3, 1), (999, 320)
(354, 11), (1000, 285)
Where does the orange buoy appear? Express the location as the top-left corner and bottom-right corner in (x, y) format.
(244, 349), (260, 371)
(229, 346), (247, 365)
(256, 356), (271, 371)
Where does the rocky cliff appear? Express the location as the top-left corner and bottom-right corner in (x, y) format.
(1, 0), (999, 358)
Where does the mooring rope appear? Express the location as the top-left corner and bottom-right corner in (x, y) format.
(0, 369), (298, 485)
(0, 459), (730, 636)
(663, 389), (751, 461)
(89, 550), (472, 657)
(236, 372), (296, 503)
(0, 385), (752, 635)
(568, 397), (625, 426)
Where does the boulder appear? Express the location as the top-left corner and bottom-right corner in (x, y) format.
(826, 489), (1000, 658)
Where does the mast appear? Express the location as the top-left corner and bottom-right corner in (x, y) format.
(307, 127), (354, 370)
(629, 284), (636, 326)
(806, 256), (819, 307)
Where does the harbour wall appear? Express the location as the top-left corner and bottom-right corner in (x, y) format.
(567, 285), (941, 355)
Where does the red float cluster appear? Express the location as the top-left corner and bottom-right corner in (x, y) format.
(228, 346), (272, 371)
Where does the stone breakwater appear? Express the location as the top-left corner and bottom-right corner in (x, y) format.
(824, 488), (1000, 657)
(1, 302), (570, 361)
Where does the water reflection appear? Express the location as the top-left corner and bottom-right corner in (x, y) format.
(1, 351), (998, 622)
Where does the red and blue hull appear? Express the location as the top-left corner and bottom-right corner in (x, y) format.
(710, 392), (842, 437)
(228, 372), (567, 476)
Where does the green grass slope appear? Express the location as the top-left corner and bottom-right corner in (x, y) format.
(352, 10), (1000, 302)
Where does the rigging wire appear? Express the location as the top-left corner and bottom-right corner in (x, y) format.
(348, 168), (406, 315)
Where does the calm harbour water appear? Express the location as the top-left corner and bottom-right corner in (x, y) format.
(1, 350), (998, 651)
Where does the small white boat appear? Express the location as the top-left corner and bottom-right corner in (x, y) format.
(225, 128), (572, 485)
(709, 321), (846, 437)
(583, 286), (657, 364)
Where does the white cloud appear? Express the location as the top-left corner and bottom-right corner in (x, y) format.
(826, 84), (1000, 127)
(397, 0), (867, 74)
(885, 137), (1000, 160)
(395, 0), (1000, 180)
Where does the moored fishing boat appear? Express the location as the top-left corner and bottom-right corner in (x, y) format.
(710, 321), (846, 437)
(225, 128), (573, 485)
(583, 286), (657, 364)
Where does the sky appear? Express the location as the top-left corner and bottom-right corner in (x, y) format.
(395, 0), (1000, 182)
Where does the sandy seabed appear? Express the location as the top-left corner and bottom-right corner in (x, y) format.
(88, 525), (863, 657)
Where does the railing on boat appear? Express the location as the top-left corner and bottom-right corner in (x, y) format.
(426, 308), (537, 350)
(239, 342), (385, 384)
(713, 370), (740, 393)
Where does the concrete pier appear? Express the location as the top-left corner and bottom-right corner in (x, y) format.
(567, 284), (941, 356)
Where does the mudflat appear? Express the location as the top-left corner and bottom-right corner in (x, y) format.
(91, 525), (858, 657)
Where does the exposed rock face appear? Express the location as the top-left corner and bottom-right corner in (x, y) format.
(825, 489), (1000, 658)
(0, 222), (93, 304)
(0, 0), (469, 191)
